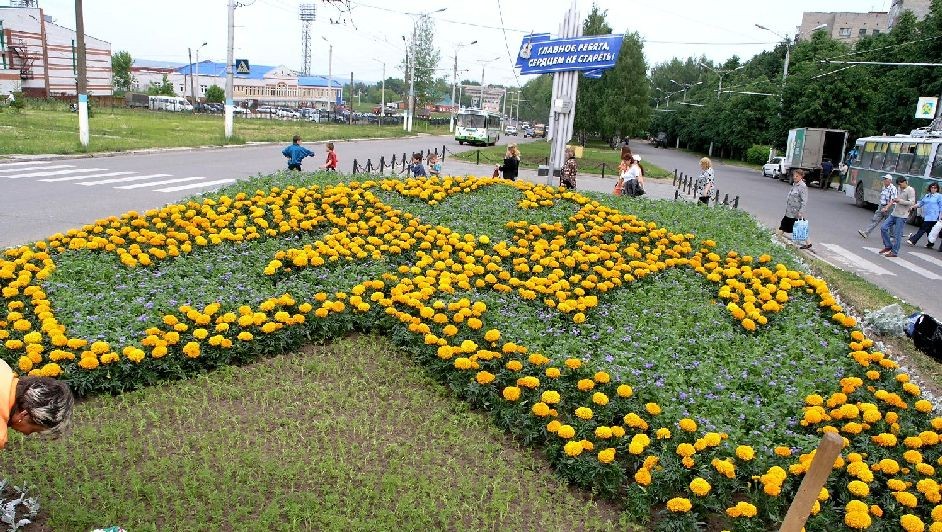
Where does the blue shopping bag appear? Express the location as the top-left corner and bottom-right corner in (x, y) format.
(791, 219), (809, 242)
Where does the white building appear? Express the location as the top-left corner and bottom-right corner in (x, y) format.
(0, 6), (112, 97)
(133, 60), (343, 108)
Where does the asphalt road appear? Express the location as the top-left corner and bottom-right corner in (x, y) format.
(2, 133), (940, 317)
(629, 141), (942, 318)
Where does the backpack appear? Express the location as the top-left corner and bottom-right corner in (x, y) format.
(908, 313), (942, 363)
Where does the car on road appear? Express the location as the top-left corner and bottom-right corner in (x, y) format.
(762, 156), (786, 178)
(651, 132), (669, 148)
(505, 125), (518, 136)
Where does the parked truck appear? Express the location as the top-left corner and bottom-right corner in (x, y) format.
(781, 127), (848, 186)
(125, 92), (150, 109)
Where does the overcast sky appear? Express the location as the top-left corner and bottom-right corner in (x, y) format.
(29, 0), (892, 86)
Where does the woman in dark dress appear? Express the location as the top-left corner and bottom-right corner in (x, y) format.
(497, 144), (520, 180)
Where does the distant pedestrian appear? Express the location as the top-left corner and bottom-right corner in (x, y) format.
(907, 182), (942, 247)
(879, 176), (915, 258)
(496, 144), (520, 180)
(778, 169), (811, 249)
(428, 153), (442, 177)
(695, 157), (715, 204)
(857, 174), (896, 239)
(820, 158), (834, 190)
(282, 134), (314, 171)
(560, 148), (577, 189)
(837, 161), (849, 192)
(406, 152), (428, 177)
(321, 142), (338, 171)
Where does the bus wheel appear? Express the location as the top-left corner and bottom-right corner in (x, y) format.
(854, 182), (867, 208)
(457, 140), (464, 145)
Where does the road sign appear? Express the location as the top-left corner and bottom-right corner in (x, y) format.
(916, 97), (937, 119)
(235, 59), (250, 75)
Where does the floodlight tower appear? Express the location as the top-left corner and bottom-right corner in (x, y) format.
(299, 4), (317, 76)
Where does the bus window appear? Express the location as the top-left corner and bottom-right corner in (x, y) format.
(869, 142), (887, 170)
(883, 142), (901, 172)
(860, 142), (877, 167)
(457, 114), (486, 128)
(897, 143), (916, 174)
(910, 144), (931, 176)
(931, 148), (942, 178)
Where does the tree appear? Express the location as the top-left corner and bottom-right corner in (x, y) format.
(205, 85), (224, 103)
(600, 32), (650, 138)
(111, 50), (134, 94)
(574, 5), (613, 141)
(147, 74), (175, 96)
(519, 74), (552, 123)
(403, 15), (441, 106)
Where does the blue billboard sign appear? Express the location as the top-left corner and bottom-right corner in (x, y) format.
(516, 33), (623, 78)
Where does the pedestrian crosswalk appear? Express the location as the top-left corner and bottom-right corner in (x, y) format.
(0, 160), (235, 193)
(815, 242), (942, 282)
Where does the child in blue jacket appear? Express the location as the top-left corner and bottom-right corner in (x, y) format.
(282, 135), (314, 171)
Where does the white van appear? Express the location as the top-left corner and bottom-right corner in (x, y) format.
(148, 96), (193, 112)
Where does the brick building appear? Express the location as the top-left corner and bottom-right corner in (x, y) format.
(0, 6), (111, 97)
(798, 11), (887, 44)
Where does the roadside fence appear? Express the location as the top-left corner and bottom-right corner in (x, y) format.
(673, 169), (740, 209)
(351, 145), (449, 175)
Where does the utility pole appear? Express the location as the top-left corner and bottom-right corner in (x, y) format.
(188, 47), (196, 105)
(224, 0), (235, 139)
(450, 51), (458, 132)
(349, 71), (353, 125)
(74, 0), (89, 147)
(380, 62), (385, 126)
(407, 24), (416, 132)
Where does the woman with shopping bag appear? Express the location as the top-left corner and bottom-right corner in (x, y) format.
(777, 169), (812, 250)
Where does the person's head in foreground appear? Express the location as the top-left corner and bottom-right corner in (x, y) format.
(1, 367), (74, 448)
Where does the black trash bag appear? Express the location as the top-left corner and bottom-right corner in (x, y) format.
(907, 313), (942, 363)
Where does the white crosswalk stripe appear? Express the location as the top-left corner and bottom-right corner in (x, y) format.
(40, 172), (136, 182)
(6, 168), (106, 179)
(77, 173), (172, 186)
(0, 164), (73, 173)
(156, 179), (236, 193)
(819, 244), (895, 275)
(115, 176), (213, 190)
(863, 247), (942, 280)
(0, 160), (52, 168)
(907, 251), (942, 269)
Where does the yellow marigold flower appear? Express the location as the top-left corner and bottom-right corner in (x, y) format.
(597, 447), (615, 464)
(483, 329), (500, 342)
(655, 427), (672, 439)
(848, 480), (869, 497)
(894, 491), (918, 508)
(593, 371), (610, 383)
(775, 446), (793, 457)
(541, 390), (561, 404)
(634, 467), (652, 486)
(676, 443), (696, 458)
(592, 392), (609, 406)
(506, 360), (523, 371)
(531, 402), (551, 417)
(564, 358), (581, 369)
(916, 400), (933, 414)
(475, 371), (495, 385)
(502, 386), (521, 401)
(546, 420), (561, 433)
(846, 500), (869, 514)
(666, 497), (692, 513)
(557, 424), (576, 439)
(517, 376), (540, 389)
(870, 505), (883, 518)
(611, 426), (626, 438)
(17, 356), (33, 372)
(575, 407), (593, 420)
(577, 378), (595, 391)
(182, 341), (200, 358)
(616, 384), (633, 398)
(736, 445), (756, 461)
(844, 511), (872, 530)
(563, 440), (583, 457)
(900, 514), (925, 532)
(580, 439), (594, 451)
(689, 477), (712, 496)
(645, 402), (662, 415)
(679, 418), (697, 432)
(545, 367), (561, 378)
(595, 426), (613, 439)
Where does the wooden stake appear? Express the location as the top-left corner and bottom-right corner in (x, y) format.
(780, 431), (844, 532)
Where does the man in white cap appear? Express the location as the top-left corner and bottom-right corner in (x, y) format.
(857, 174), (897, 239)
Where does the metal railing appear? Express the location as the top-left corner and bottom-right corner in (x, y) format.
(672, 169), (740, 208)
(351, 144), (448, 175)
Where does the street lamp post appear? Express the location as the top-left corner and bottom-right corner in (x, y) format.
(449, 40), (477, 132)
(697, 62), (746, 98)
(755, 23), (827, 89)
(669, 79), (702, 102)
(477, 56), (501, 111)
(369, 58), (385, 126)
(189, 41), (207, 106)
(321, 36), (333, 117)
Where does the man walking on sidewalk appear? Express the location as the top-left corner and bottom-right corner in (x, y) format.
(858, 174), (896, 239)
(878, 176), (915, 258)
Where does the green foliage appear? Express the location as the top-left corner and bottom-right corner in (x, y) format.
(111, 50), (134, 93)
(520, 74), (552, 123)
(8, 92), (24, 111)
(204, 84), (225, 103)
(146, 74), (175, 96)
(745, 145), (772, 165)
(403, 15), (441, 106)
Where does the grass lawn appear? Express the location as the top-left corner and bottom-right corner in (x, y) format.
(0, 334), (627, 530)
(0, 103), (448, 155)
(454, 140), (674, 178)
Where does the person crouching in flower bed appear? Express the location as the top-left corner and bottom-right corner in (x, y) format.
(0, 359), (74, 448)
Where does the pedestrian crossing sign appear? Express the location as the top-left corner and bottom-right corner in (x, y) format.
(235, 59), (250, 74)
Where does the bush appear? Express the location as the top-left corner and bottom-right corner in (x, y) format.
(8, 92), (25, 111)
(745, 144), (771, 165)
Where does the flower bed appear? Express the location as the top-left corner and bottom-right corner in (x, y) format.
(1, 174), (940, 530)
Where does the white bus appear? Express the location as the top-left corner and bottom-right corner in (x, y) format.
(847, 130), (942, 223)
(455, 108), (501, 146)
(148, 96), (193, 112)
